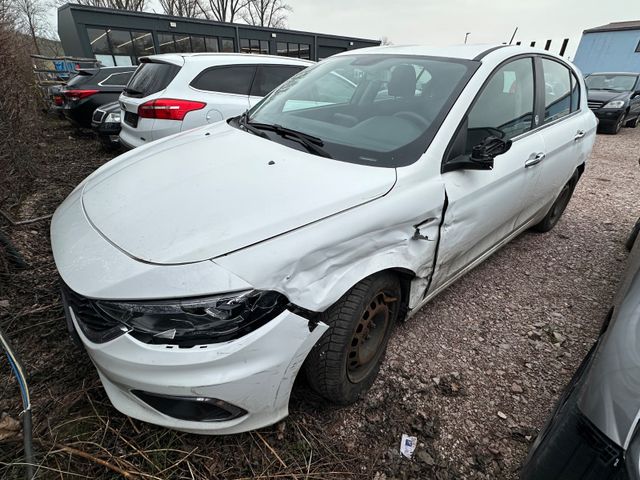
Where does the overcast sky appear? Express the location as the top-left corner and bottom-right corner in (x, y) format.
(50, 0), (637, 59)
(284, 0), (637, 59)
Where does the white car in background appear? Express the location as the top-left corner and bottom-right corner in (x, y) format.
(52, 44), (596, 435)
(118, 53), (312, 148)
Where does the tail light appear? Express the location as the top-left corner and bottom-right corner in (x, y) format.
(53, 95), (64, 106)
(63, 89), (99, 101)
(137, 98), (206, 121)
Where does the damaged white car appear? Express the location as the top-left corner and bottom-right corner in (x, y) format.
(51, 44), (596, 434)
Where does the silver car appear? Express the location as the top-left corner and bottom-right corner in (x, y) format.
(522, 220), (640, 479)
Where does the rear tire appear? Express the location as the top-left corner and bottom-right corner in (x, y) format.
(531, 172), (578, 233)
(625, 115), (640, 128)
(304, 272), (401, 404)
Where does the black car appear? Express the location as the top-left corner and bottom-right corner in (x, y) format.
(91, 101), (122, 151)
(585, 72), (640, 134)
(62, 66), (136, 128)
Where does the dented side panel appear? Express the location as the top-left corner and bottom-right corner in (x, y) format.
(215, 157), (447, 312)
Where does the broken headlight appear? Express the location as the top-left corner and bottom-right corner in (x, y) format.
(91, 290), (288, 346)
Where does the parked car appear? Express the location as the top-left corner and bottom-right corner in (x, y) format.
(118, 53), (312, 149)
(91, 101), (122, 151)
(521, 219), (640, 480)
(585, 72), (640, 134)
(51, 44), (597, 434)
(62, 66), (137, 128)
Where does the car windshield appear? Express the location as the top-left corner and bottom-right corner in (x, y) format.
(245, 54), (477, 167)
(586, 74), (638, 92)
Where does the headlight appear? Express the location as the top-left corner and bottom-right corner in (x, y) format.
(64, 286), (288, 346)
(604, 100), (625, 109)
(105, 112), (121, 123)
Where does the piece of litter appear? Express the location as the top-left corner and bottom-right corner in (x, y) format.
(497, 411), (507, 420)
(400, 434), (417, 459)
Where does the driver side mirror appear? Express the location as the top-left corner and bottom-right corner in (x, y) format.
(442, 135), (512, 173)
(632, 90), (640, 99)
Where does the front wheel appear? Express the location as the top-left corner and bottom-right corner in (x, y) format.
(531, 173), (578, 233)
(304, 272), (401, 404)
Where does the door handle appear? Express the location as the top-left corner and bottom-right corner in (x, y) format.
(525, 152), (546, 168)
(574, 130), (586, 141)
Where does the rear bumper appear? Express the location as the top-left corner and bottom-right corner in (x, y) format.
(69, 306), (327, 434)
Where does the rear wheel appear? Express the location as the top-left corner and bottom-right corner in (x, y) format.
(304, 273), (401, 404)
(531, 173), (578, 233)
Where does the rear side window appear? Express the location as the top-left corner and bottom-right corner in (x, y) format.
(570, 72), (580, 112)
(190, 65), (256, 95)
(542, 59), (571, 122)
(99, 71), (134, 86)
(250, 65), (305, 97)
(124, 62), (181, 97)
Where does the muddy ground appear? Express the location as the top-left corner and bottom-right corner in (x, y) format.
(1, 117), (639, 479)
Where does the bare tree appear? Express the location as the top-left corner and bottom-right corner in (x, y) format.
(13, 0), (53, 54)
(241, 0), (291, 28)
(199, 0), (246, 22)
(159, 0), (201, 17)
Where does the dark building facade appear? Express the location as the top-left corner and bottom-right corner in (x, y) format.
(57, 3), (380, 66)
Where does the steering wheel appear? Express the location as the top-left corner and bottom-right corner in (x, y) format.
(393, 111), (430, 129)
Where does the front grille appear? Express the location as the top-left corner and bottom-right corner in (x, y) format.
(576, 415), (623, 467)
(587, 100), (604, 110)
(92, 109), (107, 123)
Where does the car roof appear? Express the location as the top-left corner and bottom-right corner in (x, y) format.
(143, 52), (314, 67)
(334, 44), (563, 61)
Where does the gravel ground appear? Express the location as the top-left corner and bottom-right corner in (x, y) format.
(1, 119), (639, 479)
(328, 126), (640, 478)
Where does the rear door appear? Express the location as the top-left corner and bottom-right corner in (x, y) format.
(522, 57), (592, 220)
(188, 64), (256, 125)
(430, 56), (545, 291)
(248, 64), (307, 107)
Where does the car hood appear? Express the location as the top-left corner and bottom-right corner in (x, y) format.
(81, 122), (396, 265)
(587, 90), (629, 103)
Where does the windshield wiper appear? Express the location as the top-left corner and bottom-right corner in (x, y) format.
(248, 122), (332, 158)
(237, 110), (269, 139)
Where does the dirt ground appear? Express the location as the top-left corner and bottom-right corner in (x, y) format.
(1, 117), (639, 479)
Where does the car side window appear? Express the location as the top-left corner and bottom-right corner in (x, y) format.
(542, 59), (571, 122)
(465, 57), (535, 151)
(250, 65), (305, 97)
(570, 72), (580, 112)
(190, 65), (257, 95)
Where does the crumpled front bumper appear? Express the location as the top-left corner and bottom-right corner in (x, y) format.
(71, 307), (327, 434)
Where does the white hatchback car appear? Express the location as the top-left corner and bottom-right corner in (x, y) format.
(118, 53), (312, 148)
(52, 44), (596, 435)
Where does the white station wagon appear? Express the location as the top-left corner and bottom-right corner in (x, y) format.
(118, 53), (312, 148)
(52, 44), (596, 434)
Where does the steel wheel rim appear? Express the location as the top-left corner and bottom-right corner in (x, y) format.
(346, 291), (395, 383)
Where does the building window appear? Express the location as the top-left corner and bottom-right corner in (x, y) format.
(174, 34), (192, 52)
(87, 27), (153, 66)
(240, 38), (269, 54)
(276, 42), (311, 59)
(205, 37), (219, 52)
(221, 37), (234, 52)
(157, 32), (176, 53)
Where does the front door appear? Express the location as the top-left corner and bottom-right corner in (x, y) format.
(429, 57), (544, 292)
